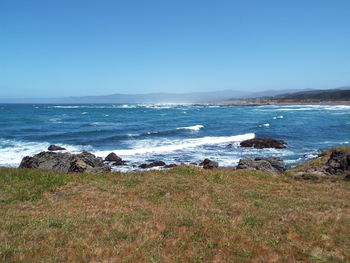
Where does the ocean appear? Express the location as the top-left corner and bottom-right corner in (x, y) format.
(0, 104), (349, 171)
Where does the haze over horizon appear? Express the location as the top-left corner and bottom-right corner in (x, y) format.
(1, 0), (350, 98)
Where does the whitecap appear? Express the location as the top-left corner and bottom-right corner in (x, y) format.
(176, 125), (204, 131)
(88, 122), (120, 127)
(94, 133), (255, 156)
(49, 105), (81, 109)
(0, 139), (92, 167)
(273, 116), (284, 119)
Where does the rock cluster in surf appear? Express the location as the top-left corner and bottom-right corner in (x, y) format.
(19, 151), (111, 173)
(240, 137), (286, 149)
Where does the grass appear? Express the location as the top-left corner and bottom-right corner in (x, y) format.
(0, 166), (349, 262)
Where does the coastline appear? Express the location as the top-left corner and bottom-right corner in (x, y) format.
(195, 100), (350, 107)
(1, 146), (349, 262)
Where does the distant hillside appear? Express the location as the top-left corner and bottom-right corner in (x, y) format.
(0, 90), (250, 104)
(271, 87), (350, 101)
(0, 89), (310, 104)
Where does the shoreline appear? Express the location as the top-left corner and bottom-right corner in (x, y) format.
(195, 100), (350, 107)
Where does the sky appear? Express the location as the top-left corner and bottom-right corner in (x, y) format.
(1, 0), (350, 98)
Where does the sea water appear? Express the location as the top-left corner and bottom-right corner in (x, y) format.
(0, 104), (349, 171)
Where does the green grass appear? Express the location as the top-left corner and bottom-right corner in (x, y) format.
(0, 165), (349, 262)
(0, 167), (71, 202)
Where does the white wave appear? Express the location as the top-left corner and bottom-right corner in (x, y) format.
(127, 134), (140, 137)
(88, 122), (120, 127)
(273, 115), (284, 119)
(81, 112), (88, 115)
(49, 118), (63, 123)
(49, 106), (81, 109)
(146, 131), (159, 135)
(94, 133), (255, 157)
(176, 125), (204, 131)
(259, 123), (270, 127)
(276, 105), (350, 111)
(0, 139), (92, 167)
(277, 107), (314, 111)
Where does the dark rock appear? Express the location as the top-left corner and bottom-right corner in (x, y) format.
(48, 145), (66, 151)
(105, 152), (121, 162)
(240, 137), (286, 149)
(344, 174), (350, 181)
(139, 161), (166, 169)
(112, 161), (127, 166)
(325, 150), (350, 175)
(199, 159), (218, 169)
(164, 164), (177, 168)
(255, 157), (286, 173)
(19, 151), (111, 173)
(236, 156), (285, 173)
(104, 152), (126, 165)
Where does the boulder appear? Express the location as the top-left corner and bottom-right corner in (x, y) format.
(200, 159), (219, 169)
(19, 151), (111, 173)
(325, 150), (350, 175)
(105, 152), (121, 162)
(104, 152), (125, 165)
(240, 138), (286, 149)
(139, 161), (166, 169)
(236, 157), (285, 173)
(48, 145), (66, 151)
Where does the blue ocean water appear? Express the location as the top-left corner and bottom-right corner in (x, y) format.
(0, 104), (349, 171)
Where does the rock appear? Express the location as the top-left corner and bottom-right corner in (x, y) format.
(19, 151), (111, 173)
(69, 159), (89, 173)
(48, 145), (66, 151)
(199, 159), (218, 169)
(236, 157), (285, 173)
(240, 137), (286, 149)
(112, 161), (127, 166)
(255, 157), (286, 173)
(104, 152), (126, 165)
(325, 150), (350, 175)
(139, 161), (166, 169)
(344, 174), (350, 181)
(164, 164), (177, 168)
(105, 152), (121, 162)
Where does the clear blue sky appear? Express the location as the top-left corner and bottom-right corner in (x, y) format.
(1, 0), (350, 98)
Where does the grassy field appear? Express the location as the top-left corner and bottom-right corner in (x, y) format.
(0, 166), (349, 263)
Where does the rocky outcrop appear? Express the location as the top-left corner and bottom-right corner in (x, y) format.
(200, 159), (219, 169)
(104, 152), (126, 165)
(48, 145), (66, 151)
(139, 161), (166, 169)
(236, 157), (285, 173)
(240, 138), (286, 149)
(325, 150), (350, 175)
(19, 151), (111, 173)
(164, 164), (178, 168)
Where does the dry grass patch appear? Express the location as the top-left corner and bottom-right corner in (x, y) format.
(0, 166), (349, 262)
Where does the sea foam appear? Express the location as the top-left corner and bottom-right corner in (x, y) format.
(95, 133), (255, 156)
(0, 139), (92, 167)
(176, 125), (204, 131)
